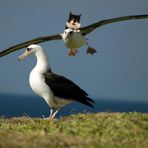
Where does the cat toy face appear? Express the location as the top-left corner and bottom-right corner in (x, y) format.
(65, 12), (81, 30)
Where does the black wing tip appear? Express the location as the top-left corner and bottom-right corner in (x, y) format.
(85, 101), (95, 108)
(88, 103), (95, 108)
(83, 97), (95, 108)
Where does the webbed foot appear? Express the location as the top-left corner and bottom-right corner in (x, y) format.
(69, 49), (78, 56)
(87, 47), (97, 55)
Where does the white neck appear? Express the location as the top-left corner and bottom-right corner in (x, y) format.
(34, 48), (51, 73)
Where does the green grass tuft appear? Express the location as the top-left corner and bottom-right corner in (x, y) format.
(0, 112), (148, 147)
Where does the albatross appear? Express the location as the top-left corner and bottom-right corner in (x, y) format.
(0, 14), (148, 57)
(63, 12), (96, 56)
(61, 28), (96, 56)
(18, 44), (95, 118)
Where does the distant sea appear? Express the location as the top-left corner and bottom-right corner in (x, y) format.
(0, 94), (148, 118)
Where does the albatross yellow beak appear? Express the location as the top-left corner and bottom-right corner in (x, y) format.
(18, 50), (29, 61)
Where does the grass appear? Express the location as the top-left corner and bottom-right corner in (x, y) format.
(0, 112), (147, 147)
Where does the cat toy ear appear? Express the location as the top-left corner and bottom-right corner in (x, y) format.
(69, 12), (72, 15)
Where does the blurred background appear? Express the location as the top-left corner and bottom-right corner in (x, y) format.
(0, 0), (148, 117)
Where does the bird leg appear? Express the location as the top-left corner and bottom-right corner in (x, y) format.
(86, 42), (97, 55)
(51, 109), (59, 118)
(68, 49), (78, 56)
(49, 108), (59, 119)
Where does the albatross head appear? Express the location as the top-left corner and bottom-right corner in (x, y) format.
(18, 44), (42, 61)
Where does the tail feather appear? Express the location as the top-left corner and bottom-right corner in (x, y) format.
(87, 97), (95, 103)
(84, 101), (95, 108)
(79, 97), (95, 108)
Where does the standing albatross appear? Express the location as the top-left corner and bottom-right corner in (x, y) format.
(18, 44), (95, 118)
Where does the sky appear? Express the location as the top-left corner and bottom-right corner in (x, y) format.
(0, 0), (148, 103)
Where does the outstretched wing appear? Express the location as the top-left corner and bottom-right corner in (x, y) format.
(80, 14), (148, 35)
(0, 34), (61, 57)
(0, 14), (148, 57)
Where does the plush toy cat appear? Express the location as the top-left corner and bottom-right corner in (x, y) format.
(65, 12), (81, 31)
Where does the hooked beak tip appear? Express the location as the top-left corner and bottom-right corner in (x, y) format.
(18, 50), (28, 61)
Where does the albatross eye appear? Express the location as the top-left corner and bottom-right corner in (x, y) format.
(27, 48), (31, 51)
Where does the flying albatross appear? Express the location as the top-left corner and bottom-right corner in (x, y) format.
(61, 28), (96, 56)
(18, 44), (95, 118)
(62, 12), (96, 56)
(63, 12), (96, 56)
(0, 14), (148, 57)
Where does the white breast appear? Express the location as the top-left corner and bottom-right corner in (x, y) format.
(29, 68), (53, 106)
(29, 69), (70, 109)
(66, 32), (86, 49)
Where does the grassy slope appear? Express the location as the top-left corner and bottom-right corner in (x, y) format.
(0, 112), (147, 148)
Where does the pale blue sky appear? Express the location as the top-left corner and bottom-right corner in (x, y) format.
(0, 0), (148, 103)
